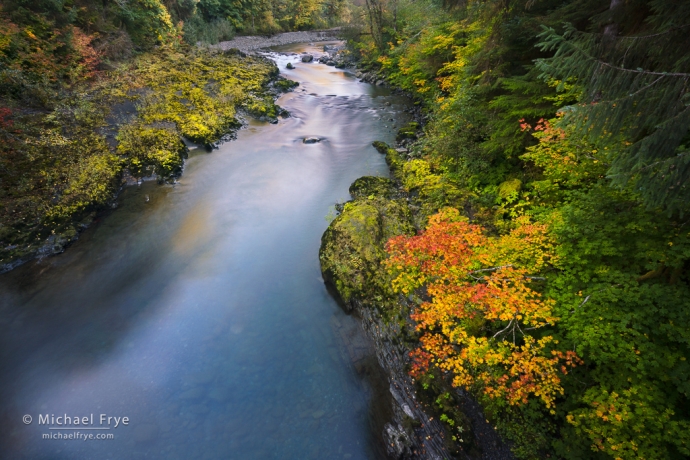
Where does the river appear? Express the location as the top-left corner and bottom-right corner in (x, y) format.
(0, 42), (412, 459)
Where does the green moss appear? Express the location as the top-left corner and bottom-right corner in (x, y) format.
(371, 141), (406, 177)
(319, 195), (413, 307)
(349, 176), (396, 199)
(116, 48), (279, 143)
(116, 123), (187, 178)
(274, 78), (299, 92)
(396, 122), (419, 143)
(372, 140), (389, 154)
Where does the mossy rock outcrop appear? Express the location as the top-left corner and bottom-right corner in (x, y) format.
(371, 141), (405, 177)
(274, 78), (299, 92)
(319, 196), (413, 309)
(396, 122), (419, 143)
(349, 176), (396, 199)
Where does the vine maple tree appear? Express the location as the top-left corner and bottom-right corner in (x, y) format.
(386, 208), (580, 408)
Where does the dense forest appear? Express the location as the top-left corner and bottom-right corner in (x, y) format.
(322, 0), (690, 458)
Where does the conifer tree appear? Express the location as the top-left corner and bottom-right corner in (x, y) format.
(536, 0), (690, 214)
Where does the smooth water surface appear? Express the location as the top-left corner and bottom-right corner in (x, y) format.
(0, 42), (411, 459)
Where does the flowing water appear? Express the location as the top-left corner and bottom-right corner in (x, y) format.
(0, 42), (412, 459)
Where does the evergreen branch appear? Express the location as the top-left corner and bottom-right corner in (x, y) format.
(625, 75), (666, 97)
(613, 24), (690, 41)
(636, 149), (690, 173)
(595, 59), (690, 78)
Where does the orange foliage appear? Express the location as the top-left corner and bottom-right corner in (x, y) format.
(71, 27), (101, 79)
(386, 208), (581, 408)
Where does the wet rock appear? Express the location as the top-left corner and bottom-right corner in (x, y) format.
(286, 62), (294, 69)
(326, 60), (336, 66)
(348, 176), (396, 199)
(376, 80), (386, 86)
(301, 54), (314, 63)
(274, 78), (299, 92)
(303, 137), (321, 144)
(383, 423), (413, 459)
(390, 384), (416, 420)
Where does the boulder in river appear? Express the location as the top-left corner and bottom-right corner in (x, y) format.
(319, 194), (413, 309)
(303, 137), (321, 144)
(301, 54), (314, 63)
(286, 62), (294, 69)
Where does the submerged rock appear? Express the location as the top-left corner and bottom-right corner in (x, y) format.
(303, 137), (321, 144)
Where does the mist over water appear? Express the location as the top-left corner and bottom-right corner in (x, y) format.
(0, 42), (411, 460)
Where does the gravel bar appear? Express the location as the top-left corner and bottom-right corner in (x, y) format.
(213, 29), (342, 54)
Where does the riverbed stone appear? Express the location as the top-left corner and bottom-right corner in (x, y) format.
(303, 137), (321, 144)
(301, 54), (314, 63)
(383, 423), (412, 459)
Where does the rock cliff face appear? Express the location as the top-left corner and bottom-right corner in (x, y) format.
(319, 149), (515, 460)
(319, 187), (453, 459)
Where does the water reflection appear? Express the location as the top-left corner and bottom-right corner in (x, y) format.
(0, 42), (410, 459)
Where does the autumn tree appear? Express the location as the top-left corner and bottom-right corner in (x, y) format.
(386, 208), (580, 409)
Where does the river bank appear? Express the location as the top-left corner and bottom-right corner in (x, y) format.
(0, 47), (292, 273)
